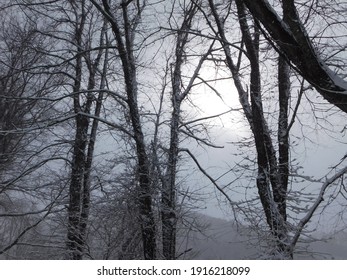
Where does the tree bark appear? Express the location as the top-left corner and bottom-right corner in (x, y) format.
(91, 0), (157, 259)
(277, 55), (290, 222)
(67, 2), (106, 259)
(66, 1), (87, 259)
(241, 0), (347, 113)
(235, 0), (292, 258)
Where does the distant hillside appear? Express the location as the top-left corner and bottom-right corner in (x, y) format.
(176, 213), (347, 260)
(176, 213), (255, 259)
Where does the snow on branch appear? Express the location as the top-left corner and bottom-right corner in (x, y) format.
(290, 165), (347, 248)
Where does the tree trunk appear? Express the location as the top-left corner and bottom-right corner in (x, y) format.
(66, 3), (86, 258)
(90, 0), (157, 259)
(242, 0), (347, 113)
(277, 56), (290, 221)
(235, 0), (292, 258)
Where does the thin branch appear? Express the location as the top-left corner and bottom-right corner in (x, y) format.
(77, 112), (133, 138)
(290, 165), (347, 248)
(180, 109), (236, 128)
(180, 148), (234, 205)
(0, 186), (64, 255)
(179, 129), (224, 149)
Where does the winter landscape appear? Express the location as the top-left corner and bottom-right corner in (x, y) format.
(0, 0), (346, 260)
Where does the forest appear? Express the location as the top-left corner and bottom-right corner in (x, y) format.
(0, 0), (346, 260)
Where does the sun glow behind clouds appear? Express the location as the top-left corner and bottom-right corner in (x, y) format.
(189, 66), (249, 136)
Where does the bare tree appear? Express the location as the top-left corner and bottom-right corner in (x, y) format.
(65, 0), (109, 260)
(1, 0), (346, 260)
(204, 0), (347, 258)
(158, 0), (214, 259)
(90, 0), (157, 259)
(241, 0), (347, 113)
(0, 4), (67, 258)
